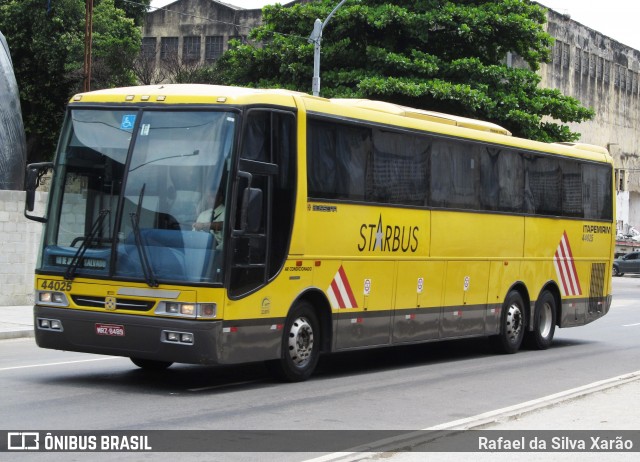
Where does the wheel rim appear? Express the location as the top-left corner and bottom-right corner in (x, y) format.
(288, 317), (314, 368)
(539, 301), (553, 339)
(505, 303), (523, 343)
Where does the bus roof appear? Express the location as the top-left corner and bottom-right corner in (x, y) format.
(70, 84), (304, 106)
(70, 84), (611, 164)
(329, 98), (512, 136)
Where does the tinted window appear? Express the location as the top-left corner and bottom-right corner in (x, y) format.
(370, 129), (429, 205)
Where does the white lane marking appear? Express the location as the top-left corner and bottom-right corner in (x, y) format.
(0, 357), (119, 372)
(622, 322), (640, 327)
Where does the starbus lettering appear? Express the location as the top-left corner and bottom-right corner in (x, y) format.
(358, 215), (419, 253)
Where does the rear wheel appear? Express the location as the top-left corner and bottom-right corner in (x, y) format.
(266, 301), (320, 382)
(613, 265), (623, 277)
(130, 358), (173, 371)
(490, 290), (526, 354)
(524, 290), (556, 350)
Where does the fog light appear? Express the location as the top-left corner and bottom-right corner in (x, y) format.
(37, 318), (63, 331)
(162, 330), (195, 345)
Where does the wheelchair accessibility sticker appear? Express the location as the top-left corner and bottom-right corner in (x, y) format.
(121, 114), (136, 131)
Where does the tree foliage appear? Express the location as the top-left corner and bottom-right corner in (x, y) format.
(215, 0), (593, 142)
(0, 0), (141, 162)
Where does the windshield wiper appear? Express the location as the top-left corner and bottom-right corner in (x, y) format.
(129, 185), (159, 287)
(64, 209), (110, 280)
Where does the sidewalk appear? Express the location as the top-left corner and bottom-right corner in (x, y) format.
(0, 305), (34, 340)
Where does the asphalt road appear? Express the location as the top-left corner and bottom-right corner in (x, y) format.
(1, 277), (639, 446)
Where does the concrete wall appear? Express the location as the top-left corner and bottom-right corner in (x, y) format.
(0, 190), (46, 306)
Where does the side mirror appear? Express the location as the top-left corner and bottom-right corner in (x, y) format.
(24, 162), (53, 222)
(241, 187), (263, 234)
(234, 171), (263, 236)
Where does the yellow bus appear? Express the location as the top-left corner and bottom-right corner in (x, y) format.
(25, 84), (614, 381)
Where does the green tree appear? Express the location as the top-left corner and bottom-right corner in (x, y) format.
(215, 0), (593, 142)
(114, 0), (150, 26)
(0, 0), (140, 162)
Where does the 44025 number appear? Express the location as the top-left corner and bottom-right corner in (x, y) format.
(40, 279), (72, 291)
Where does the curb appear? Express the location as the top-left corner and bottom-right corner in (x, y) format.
(426, 370), (640, 431)
(305, 371), (640, 462)
(0, 329), (34, 341)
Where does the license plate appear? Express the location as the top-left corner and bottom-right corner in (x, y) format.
(95, 323), (125, 337)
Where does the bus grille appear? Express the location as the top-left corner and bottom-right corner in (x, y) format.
(71, 295), (155, 312)
(588, 263), (606, 314)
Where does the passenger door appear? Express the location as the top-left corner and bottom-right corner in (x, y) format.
(228, 110), (296, 297)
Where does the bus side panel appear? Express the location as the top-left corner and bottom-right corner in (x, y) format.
(392, 261), (445, 343)
(333, 261), (394, 350)
(220, 262), (315, 364)
(432, 212), (524, 337)
(440, 261), (489, 338)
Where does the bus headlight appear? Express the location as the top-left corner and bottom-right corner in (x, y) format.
(156, 302), (217, 319)
(37, 291), (69, 307)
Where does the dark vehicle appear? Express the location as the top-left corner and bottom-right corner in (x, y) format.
(613, 252), (640, 276)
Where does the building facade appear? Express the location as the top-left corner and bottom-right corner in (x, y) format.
(142, 0), (265, 71)
(538, 7), (640, 242)
(142, 0), (640, 239)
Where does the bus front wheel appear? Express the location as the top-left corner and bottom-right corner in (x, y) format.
(490, 290), (526, 354)
(267, 301), (320, 382)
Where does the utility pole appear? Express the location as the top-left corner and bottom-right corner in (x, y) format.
(308, 0), (348, 97)
(83, 0), (94, 92)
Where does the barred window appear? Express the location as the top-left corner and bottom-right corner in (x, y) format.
(160, 37), (178, 61)
(205, 36), (224, 62)
(562, 43), (570, 69)
(141, 37), (156, 60)
(182, 36), (201, 63)
(597, 57), (604, 81)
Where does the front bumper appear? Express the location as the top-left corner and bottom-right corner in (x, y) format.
(34, 305), (223, 365)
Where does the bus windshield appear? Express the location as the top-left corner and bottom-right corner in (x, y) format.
(40, 108), (236, 285)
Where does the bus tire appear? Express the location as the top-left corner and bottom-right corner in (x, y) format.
(525, 290), (556, 350)
(490, 290), (526, 354)
(130, 357), (173, 370)
(267, 301), (320, 382)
